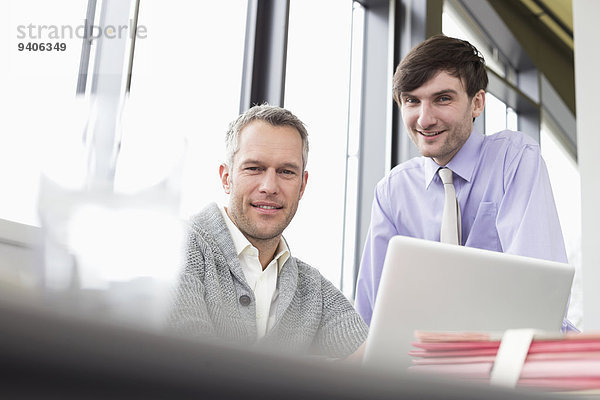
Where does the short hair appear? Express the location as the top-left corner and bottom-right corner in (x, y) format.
(393, 34), (488, 104)
(225, 104), (309, 170)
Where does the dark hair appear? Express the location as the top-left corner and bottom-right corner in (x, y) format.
(393, 34), (488, 104)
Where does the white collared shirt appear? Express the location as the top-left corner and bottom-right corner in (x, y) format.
(219, 205), (290, 339)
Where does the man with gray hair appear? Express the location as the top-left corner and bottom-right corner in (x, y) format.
(171, 105), (368, 358)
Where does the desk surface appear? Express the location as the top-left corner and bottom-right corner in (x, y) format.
(0, 291), (561, 400)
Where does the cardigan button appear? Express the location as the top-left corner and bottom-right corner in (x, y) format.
(239, 295), (251, 306)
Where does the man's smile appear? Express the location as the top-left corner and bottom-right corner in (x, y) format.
(418, 129), (445, 137)
(251, 201), (283, 212)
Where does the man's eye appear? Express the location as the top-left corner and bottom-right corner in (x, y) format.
(245, 167), (261, 172)
(438, 95), (451, 102)
(404, 97), (418, 104)
(280, 169), (295, 175)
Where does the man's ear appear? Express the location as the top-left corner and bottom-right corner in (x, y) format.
(471, 89), (486, 119)
(299, 170), (308, 200)
(219, 164), (231, 194)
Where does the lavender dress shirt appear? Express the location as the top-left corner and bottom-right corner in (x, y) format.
(355, 129), (576, 331)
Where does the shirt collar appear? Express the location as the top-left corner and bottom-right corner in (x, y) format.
(219, 205), (290, 273)
(424, 129), (484, 189)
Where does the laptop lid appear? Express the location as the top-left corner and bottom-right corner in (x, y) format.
(363, 235), (575, 372)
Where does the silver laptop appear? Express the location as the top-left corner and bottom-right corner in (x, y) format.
(363, 235), (574, 372)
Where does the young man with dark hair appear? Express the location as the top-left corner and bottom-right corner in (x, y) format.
(355, 35), (575, 331)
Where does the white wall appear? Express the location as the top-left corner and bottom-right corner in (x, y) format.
(574, 0), (600, 331)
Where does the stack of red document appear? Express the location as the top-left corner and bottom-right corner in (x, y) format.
(409, 331), (600, 392)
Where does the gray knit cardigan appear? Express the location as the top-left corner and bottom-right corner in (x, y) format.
(169, 203), (368, 358)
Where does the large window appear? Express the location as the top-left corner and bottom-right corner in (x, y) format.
(283, 0), (355, 287)
(3, 0), (365, 296)
(1, 0), (88, 227)
(126, 0), (247, 218)
(541, 116), (582, 328)
(1, 0), (248, 224)
(341, 2), (365, 298)
(485, 92), (518, 134)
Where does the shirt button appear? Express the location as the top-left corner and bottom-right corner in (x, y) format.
(239, 295), (251, 306)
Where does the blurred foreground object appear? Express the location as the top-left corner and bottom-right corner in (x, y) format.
(36, 0), (186, 332)
(0, 291), (555, 400)
(37, 116), (186, 331)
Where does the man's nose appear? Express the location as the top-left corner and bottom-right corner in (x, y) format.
(259, 169), (278, 194)
(417, 103), (437, 129)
